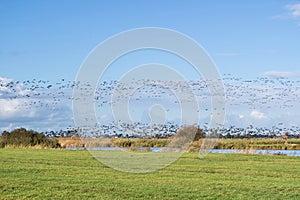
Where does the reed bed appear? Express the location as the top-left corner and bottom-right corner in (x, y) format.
(58, 137), (300, 151)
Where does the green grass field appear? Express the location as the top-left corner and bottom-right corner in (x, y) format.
(1, 149), (299, 199)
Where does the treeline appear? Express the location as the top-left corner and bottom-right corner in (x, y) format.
(0, 128), (60, 148)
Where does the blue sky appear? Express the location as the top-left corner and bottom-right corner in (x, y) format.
(1, 0), (300, 80)
(1, 0), (300, 132)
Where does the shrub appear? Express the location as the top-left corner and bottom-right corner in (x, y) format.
(169, 125), (205, 148)
(0, 128), (60, 148)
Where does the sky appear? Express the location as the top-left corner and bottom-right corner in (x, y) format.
(1, 0), (300, 133)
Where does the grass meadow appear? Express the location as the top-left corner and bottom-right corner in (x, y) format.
(1, 148), (299, 199)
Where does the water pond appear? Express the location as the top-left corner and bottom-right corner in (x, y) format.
(66, 146), (300, 156)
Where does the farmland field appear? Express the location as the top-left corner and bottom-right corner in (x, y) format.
(1, 149), (299, 199)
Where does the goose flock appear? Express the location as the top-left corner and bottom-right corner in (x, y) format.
(0, 74), (300, 138)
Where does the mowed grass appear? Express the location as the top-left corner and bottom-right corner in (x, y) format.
(0, 149), (299, 199)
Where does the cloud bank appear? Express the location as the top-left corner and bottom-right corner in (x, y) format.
(263, 70), (300, 78)
(285, 3), (300, 18)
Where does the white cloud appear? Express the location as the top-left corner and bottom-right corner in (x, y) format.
(272, 3), (300, 25)
(263, 70), (300, 78)
(0, 99), (37, 119)
(0, 77), (12, 84)
(0, 77), (13, 93)
(0, 77), (30, 97)
(250, 110), (267, 119)
(285, 3), (300, 18)
(0, 76), (75, 131)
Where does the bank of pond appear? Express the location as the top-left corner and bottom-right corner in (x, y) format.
(60, 137), (300, 149)
(66, 146), (300, 156)
(2, 132), (300, 157)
